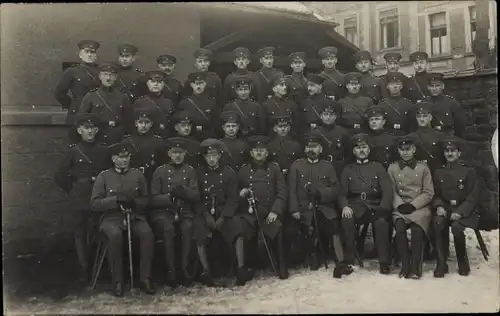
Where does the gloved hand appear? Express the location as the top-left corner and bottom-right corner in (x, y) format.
(117, 192), (135, 209)
(171, 185), (186, 199)
(398, 203), (416, 215)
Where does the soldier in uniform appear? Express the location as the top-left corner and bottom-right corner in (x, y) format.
(354, 50), (387, 103)
(55, 40), (101, 127)
(379, 53), (407, 88)
(317, 46), (346, 101)
(156, 54), (183, 106)
(150, 137), (200, 286)
(268, 115), (302, 176)
(222, 74), (265, 138)
(183, 48), (223, 106)
(288, 131), (348, 278)
(262, 74), (300, 135)
(365, 107), (397, 170)
(339, 133), (394, 274)
(90, 140), (156, 296)
(79, 62), (129, 145)
(377, 72), (414, 136)
(338, 72), (374, 135)
(219, 111), (250, 171)
(388, 135), (435, 279)
(286, 52), (309, 104)
(300, 74), (331, 133)
(171, 110), (203, 169)
(54, 113), (110, 281)
(237, 135), (289, 279)
(130, 70), (175, 138)
(432, 137), (479, 277)
(222, 47), (258, 104)
(422, 72), (468, 138)
(193, 139), (252, 286)
(404, 51), (431, 104)
(123, 108), (165, 186)
(115, 44), (144, 103)
(252, 46), (284, 104)
(178, 72), (221, 141)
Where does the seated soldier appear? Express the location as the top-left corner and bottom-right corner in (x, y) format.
(54, 113), (110, 282)
(194, 139), (253, 286)
(268, 114), (302, 176)
(365, 106), (397, 170)
(288, 131), (348, 278)
(219, 111), (250, 171)
(238, 135), (289, 280)
(150, 137), (200, 286)
(90, 140), (155, 296)
(388, 135), (435, 279)
(339, 134), (394, 275)
(432, 136), (479, 277)
(171, 110), (202, 169)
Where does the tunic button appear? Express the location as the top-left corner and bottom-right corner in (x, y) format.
(79, 159), (83, 162)
(168, 177), (171, 180)
(446, 113), (449, 116)
(250, 176), (252, 179)
(205, 173), (208, 176)
(204, 181), (207, 183)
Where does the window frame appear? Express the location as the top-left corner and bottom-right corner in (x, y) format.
(427, 11), (450, 57)
(343, 15), (359, 46)
(377, 6), (401, 51)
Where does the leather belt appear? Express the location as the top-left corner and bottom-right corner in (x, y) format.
(348, 192), (381, 201)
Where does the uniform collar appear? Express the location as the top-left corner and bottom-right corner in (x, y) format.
(430, 94), (444, 100)
(445, 160), (461, 169)
(291, 72), (305, 78)
(223, 135), (238, 141)
(208, 164), (222, 172)
(388, 94), (402, 100)
(320, 122), (337, 131)
(398, 159), (417, 169)
(323, 68), (339, 73)
(271, 94), (285, 101)
(369, 129), (386, 136)
(347, 92), (361, 98)
(415, 71), (427, 77)
(148, 91), (163, 98)
(100, 85), (114, 93)
(235, 69), (249, 75)
(356, 159), (370, 165)
(251, 160), (268, 170)
(307, 158), (320, 164)
(114, 167), (130, 174)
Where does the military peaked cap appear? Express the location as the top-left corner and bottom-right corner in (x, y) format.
(288, 52), (307, 63)
(247, 135), (270, 148)
(188, 71), (207, 83)
(350, 133), (371, 148)
(233, 47), (251, 59)
(194, 48), (213, 60)
(157, 54), (177, 65)
(75, 113), (101, 127)
(303, 130), (325, 147)
(146, 70), (165, 81)
(427, 72), (445, 83)
(307, 74), (325, 85)
(98, 62), (118, 73)
(173, 111), (193, 124)
(410, 51), (429, 62)
(385, 72), (406, 83)
(256, 46), (275, 58)
(220, 111), (241, 124)
(134, 108), (155, 120)
(354, 50), (373, 63)
(345, 72), (362, 84)
(117, 43), (138, 55)
(414, 102), (433, 114)
(384, 52), (402, 62)
(77, 40), (100, 51)
(109, 140), (134, 156)
(318, 46), (338, 58)
(366, 106), (387, 118)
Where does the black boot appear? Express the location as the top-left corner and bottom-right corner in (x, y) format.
(379, 262), (391, 275)
(407, 226), (424, 280)
(140, 279), (156, 294)
(333, 262), (343, 279)
(199, 271), (214, 286)
(113, 281), (124, 297)
(275, 231), (289, 279)
(308, 252), (320, 271)
(433, 236), (448, 278)
(455, 236), (470, 276)
(236, 267), (252, 286)
(395, 226), (410, 278)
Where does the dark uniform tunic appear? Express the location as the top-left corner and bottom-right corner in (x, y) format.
(183, 71), (223, 106)
(131, 93), (175, 138)
(315, 123), (351, 175)
(90, 167), (153, 283)
(368, 130), (397, 169)
(54, 63), (101, 124)
(338, 94), (374, 134)
(220, 137), (249, 171)
(237, 161), (287, 239)
(193, 164), (242, 245)
(408, 127), (446, 173)
(377, 95), (414, 136)
(115, 66), (144, 102)
(404, 72), (430, 104)
(318, 69), (346, 101)
(79, 86), (129, 144)
(223, 99), (265, 137)
(300, 94), (331, 132)
(253, 67), (284, 103)
(422, 95), (468, 137)
(268, 135), (302, 175)
(222, 69), (258, 104)
(123, 133), (165, 184)
(262, 96), (300, 135)
(177, 93), (220, 141)
(161, 74), (183, 106)
(359, 72), (387, 104)
(286, 73), (308, 104)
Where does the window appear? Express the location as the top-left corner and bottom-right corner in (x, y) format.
(429, 12), (449, 56)
(469, 6), (477, 44)
(379, 8), (399, 49)
(344, 17), (358, 46)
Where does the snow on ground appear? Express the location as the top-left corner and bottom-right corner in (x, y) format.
(4, 229), (499, 314)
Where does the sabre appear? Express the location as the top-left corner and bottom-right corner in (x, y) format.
(125, 211), (134, 289)
(311, 196), (328, 270)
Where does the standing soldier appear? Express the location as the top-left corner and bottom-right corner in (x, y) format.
(338, 72), (374, 135)
(222, 74), (265, 138)
(222, 47), (257, 104)
(90, 140), (156, 296)
(150, 137), (201, 286)
(377, 72), (414, 136)
(288, 131), (348, 278)
(262, 74), (300, 135)
(130, 70), (175, 138)
(252, 46), (284, 104)
(79, 62), (129, 145)
(432, 137), (479, 277)
(317, 46), (346, 101)
(171, 110), (203, 169)
(301, 74), (330, 133)
(194, 139), (252, 286)
(54, 113), (110, 282)
(379, 53), (407, 89)
(388, 135), (435, 279)
(115, 44), (144, 103)
(178, 72), (220, 141)
(268, 115), (302, 176)
(286, 52), (309, 104)
(183, 48), (223, 106)
(157, 54), (183, 106)
(422, 72), (468, 138)
(55, 40), (101, 127)
(354, 50), (387, 104)
(404, 51), (431, 104)
(219, 111), (250, 171)
(237, 135), (289, 280)
(338, 134), (394, 275)
(365, 107), (397, 169)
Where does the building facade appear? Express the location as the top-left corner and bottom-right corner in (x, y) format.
(305, 1), (497, 76)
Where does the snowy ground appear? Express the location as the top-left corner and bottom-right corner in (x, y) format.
(4, 229), (499, 314)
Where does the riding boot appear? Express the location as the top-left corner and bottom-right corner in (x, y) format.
(164, 238), (177, 287)
(433, 229), (448, 278)
(454, 234), (470, 276)
(181, 237), (193, 285)
(276, 231), (289, 279)
(395, 223), (410, 278)
(306, 229), (320, 271)
(408, 225), (424, 279)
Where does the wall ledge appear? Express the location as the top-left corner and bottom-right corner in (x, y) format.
(1, 106), (68, 126)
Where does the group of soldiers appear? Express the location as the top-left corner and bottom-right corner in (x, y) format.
(54, 40), (479, 297)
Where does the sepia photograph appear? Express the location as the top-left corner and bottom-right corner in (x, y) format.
(1, 1), (499, 314)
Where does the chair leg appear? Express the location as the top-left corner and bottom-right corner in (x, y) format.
(92, 243), (108, 291)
